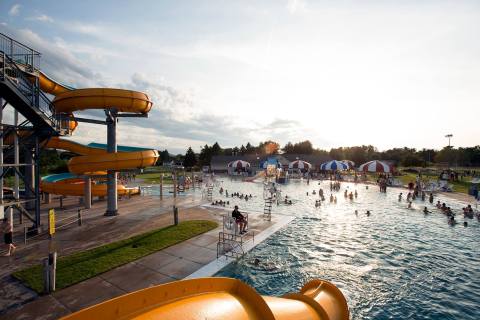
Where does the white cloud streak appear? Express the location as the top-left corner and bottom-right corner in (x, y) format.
(27, 14), (54, 23)
(8, 4), (21, 16)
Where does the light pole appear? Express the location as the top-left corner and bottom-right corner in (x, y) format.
(445, 134), (453, 148)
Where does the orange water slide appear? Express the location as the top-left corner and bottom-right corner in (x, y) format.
(40, 138), (158, 197)
(60, 277), (349, 320)
(35, 72), (159, 197)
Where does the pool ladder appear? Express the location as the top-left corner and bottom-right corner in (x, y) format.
(263, 198), (273, 221)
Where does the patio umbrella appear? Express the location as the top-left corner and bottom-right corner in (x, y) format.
(227, 160), (251, 170)
(288, 160), (312, 170)
(341, 160), (355, 169)
(320, 160), (349, 171)
(358, 160), (392, 173)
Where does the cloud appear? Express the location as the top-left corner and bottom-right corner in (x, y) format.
(8, 4), (21, 16)
(4, 27), (103, 88)
(27, 14), (54, 23)
(286, 0), (306, 14)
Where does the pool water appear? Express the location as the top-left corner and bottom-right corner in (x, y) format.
(214, 177), (480, 320)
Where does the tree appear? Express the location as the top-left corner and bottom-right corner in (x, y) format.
(258, 140), (280, 155)
(245, 142), (254, 154)
(282, 142), (294, 154)
(183, 147), (197, 168)
(435, 147), (457, 166)
(240, 145), (246, 154)
(211, 142), (222, 156)
(198, 144), (212, 166)
(158, 149), (170, 165)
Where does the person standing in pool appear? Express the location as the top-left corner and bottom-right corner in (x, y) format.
(429, 193), (434, 204)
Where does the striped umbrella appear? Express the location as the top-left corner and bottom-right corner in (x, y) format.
(341, 160), (355, 169)
(358, 160), (392, 173)
(320, 160), (349, 171)
(227, 160), (251, 169)
(288, 160), (312, 170)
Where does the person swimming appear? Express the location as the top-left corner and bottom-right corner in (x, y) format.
(408, 201), (413, 209)
(366, 210), (371, 216)
(250, 257), (278, 271)
(398, 193), (403, 201)
(423, 206), (430, 214)
(436, 201), (441, 209)
(354, 210), (358, 215)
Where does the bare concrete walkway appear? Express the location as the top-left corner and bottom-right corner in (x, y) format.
(0, 193), (206, 317)
(0, 197), (290, 320)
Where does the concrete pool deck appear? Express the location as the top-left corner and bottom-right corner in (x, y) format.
(0, 196), (294, 320)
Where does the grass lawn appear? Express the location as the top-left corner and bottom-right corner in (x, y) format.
(396, 172), (471, 194)
(13, 220), (217, 293)
(136, 172), (174, 184)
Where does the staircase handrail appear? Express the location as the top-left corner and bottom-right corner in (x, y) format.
(1, 50), (65, 132)
(0, 32), (40, 71)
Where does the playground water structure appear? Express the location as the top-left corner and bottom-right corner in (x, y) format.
(214, 178), (480, 319)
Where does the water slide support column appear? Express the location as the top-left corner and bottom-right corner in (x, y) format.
(84, 176), (91, 209)
(24, 150), (34, 211)
(34, 136), (41, 228)
(0, 99), (3, 210)
(160, 174), (163, 199)
(105, 109), (118, 216)
(14, 110), (21, 222)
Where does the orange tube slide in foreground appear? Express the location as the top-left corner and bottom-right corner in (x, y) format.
(60, 277), (349, 320)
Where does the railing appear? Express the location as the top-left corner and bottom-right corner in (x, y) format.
(23, 208), (85, 245)
(0, 32), (40, 71)
(1, 51), (66, 132)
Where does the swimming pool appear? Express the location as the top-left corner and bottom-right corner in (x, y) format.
(214, 177), (480, 320)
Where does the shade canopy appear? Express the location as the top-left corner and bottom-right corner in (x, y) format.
(358, 160), (392, 173)
(341, 160), (355, 169)
(320, 160), (349, 171)
(288, 160), (312, 170)
(227, 160), (251, 169)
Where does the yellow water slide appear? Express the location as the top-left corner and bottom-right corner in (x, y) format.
(61, 277), (349, 320)
(37, 72), (159, 197)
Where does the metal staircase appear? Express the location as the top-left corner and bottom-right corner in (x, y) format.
(0, 32), (69, 228)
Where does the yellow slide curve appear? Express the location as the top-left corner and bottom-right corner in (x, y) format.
(36, 72), (159, 197)
(61, 277), (349, 320)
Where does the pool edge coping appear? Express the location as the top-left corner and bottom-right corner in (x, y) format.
(185, 210), (295, 279)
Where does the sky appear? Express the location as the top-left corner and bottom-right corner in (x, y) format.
(1, 0), (479, 154)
